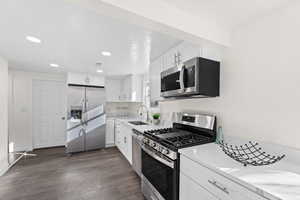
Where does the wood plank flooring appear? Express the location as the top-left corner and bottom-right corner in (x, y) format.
(0, 147), (145, 200)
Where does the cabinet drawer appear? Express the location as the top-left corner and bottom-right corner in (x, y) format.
(180, 172), (218, 200)
(180, 156), (267, 200)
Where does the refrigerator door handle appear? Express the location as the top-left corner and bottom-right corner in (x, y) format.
(79, 129), (83, 136)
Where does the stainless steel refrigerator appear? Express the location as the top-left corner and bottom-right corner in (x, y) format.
(66, 85), (106, 154)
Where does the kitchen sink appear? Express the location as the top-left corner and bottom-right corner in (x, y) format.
(128, 121), (148, 126)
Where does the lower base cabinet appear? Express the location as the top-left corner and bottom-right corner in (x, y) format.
(115, 120), (132, 164)
(180, 172), (218, 200)
(180, 155), (267, 200)
(105, 118), (115, 147)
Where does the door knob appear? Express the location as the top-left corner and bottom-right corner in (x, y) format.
(61, 117), (66, 120)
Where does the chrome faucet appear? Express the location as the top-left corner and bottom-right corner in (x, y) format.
(137, 104), (149, 122)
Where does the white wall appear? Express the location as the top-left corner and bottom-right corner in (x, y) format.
(8, 70), (66, 151)
(0, 57), (8, 175)
(159, 3), (300, 150)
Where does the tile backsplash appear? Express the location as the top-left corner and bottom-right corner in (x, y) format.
(106, 102), (142, 118)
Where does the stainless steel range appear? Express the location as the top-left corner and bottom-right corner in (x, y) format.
(140, 113), (217, 200)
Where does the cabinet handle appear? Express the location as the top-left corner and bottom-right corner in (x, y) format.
(208, 180), (229, 194)
(124, 137), (127, 143)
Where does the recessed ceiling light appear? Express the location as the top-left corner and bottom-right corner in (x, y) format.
(101, 51), (111, 56)
(50, 63), (59, 68)
(26, 36), (41, 44)
(96, 69), (103, 73)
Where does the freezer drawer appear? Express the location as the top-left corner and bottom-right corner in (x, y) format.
(85, 125), (105, 151)
(85, 114), (106, 151)
(66, 125), (85, 153)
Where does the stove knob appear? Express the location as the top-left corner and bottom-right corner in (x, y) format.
(143, 138), (149, 144)
(158, 147), (162, 152)
(162, 149), (170, 155)
(151, 143), (157, 147)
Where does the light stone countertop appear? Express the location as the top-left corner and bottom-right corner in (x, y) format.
(179, 138), (300, 200)
(109, 116), (171, 133)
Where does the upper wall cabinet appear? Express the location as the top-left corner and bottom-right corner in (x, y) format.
(105, 74), (144, 102)
(149, 58), (163, 105)
(67, 72), (105, 87)
(161, 42), (201, 71)
(105, 78), (122, 102)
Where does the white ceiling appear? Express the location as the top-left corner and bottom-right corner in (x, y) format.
(0, 0), (181, 75)
(160, 0), (294, 29)
(0, 0), (294, 75)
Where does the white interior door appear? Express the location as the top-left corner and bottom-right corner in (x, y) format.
(32, 79), (66, 149)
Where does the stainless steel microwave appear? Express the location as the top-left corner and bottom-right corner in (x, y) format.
(161, 57), (220, 98)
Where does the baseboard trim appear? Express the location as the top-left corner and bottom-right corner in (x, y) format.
(0, 153), (25, 176)
(105, 143), (116, 148)
(0, 165), (9, 176)
(33, 145), (65, 151)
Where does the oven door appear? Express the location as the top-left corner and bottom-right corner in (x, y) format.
(161, 65), (185, 97)
(141, 145), (178, 200)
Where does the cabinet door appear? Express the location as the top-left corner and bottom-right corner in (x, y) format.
(105, 79), (122, 102)
(105, 119), (115, 146)
(131, 74), (143, 102)
(115, 122), (122, 150)
(149, 59), (162, 103)
(121, 125), (132, 164)
(117, 123), (128, 157)
(121, 76), (132, 101)
(180, 173), (218, 200)
(125, 128), (133, 164)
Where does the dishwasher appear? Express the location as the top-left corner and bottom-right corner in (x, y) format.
(132, 129), (143, 177)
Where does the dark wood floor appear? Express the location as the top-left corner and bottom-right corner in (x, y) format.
(0, 147), (145, 200)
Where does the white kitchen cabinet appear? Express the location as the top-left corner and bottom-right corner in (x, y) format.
(121, 74), (143, 102)
(122, 125), (132, 164)
(106, 75), (143, 102)
(114, 120), (133, 164)
(180, 172), (218, 200)
(115, 121), (122, 149)
(120, 75), (131, 101)
(149, 58), (162, 104)
(131, 74), (143, 102)
(105, 118), (115, 147)
(105, 78), (122, 101)
(180, 155), (267, 200)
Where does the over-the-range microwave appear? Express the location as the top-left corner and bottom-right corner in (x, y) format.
(161, 57), (220, 98)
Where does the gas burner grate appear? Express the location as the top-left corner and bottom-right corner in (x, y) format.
(166, 134), (210, 147)
(219, 141), (285, 167)
(145, 128), (173, 135)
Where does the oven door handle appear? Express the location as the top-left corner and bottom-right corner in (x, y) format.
(141, 145), (174, 169)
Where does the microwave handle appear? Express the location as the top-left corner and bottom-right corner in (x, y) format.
(179, 65), (185, 90)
